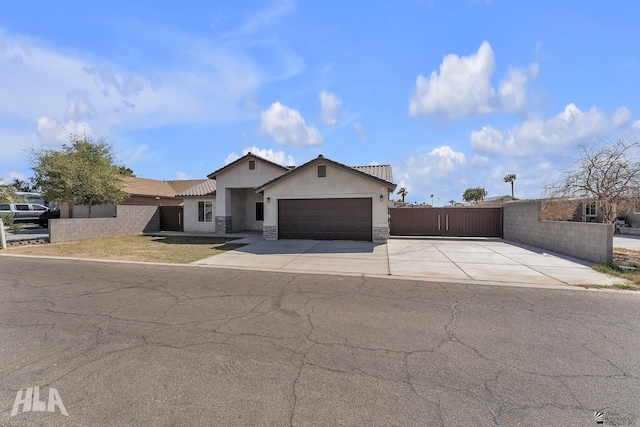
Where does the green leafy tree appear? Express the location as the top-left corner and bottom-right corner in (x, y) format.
(397, 187), (408, 203)
(11, 178), (37, 193)
(29, 135), (129, 218)
(462, 187), (487, 204)
(117, 166), (136, 177)
(0, 179), (20, 232)
(503, 173), (517, 198)
(0, 179), (17, 203)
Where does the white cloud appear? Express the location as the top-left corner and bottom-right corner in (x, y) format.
(218, 0), (295, 39)
(225, 145), (295, 166)
(2, 171), (27, 182)
(632, 120), (640, 129)
(176, 171), (193, 180)
(260, 102), (323, 147)
(0, 23), (302, 133)
(498, 67), (528, 113)
(225, 153), (240, 164)
(409, 41), (536, 118)
(394, 146), (467, 202)
(36, 116), (92, 145)
(409, 41), (497, 118)
(470, 103), (633, 157)
(353, 122), (368, 140)
(318, 90), (342, 125)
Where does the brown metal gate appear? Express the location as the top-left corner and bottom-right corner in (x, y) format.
(159, 206), (184, 231)
(390, 207), (502, 237)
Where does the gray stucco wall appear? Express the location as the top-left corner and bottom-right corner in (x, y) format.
(504, 200), (613, 264)
(49, 205), (159, 243)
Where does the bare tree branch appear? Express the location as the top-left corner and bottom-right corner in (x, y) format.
(544, 138), (640, 224)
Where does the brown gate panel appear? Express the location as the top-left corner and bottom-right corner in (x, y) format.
(390, 207), (502, 237)
(389, 207), (440, 236)
(160, 206), (184, 231)
(278, 198), (372, 241)
(443, 207), (502, 237)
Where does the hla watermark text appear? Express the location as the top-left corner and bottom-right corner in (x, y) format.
(11, 386), (68, 417)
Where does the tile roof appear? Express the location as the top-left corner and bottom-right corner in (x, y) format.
(176, 180), (217, 197)
(352, 165), (393, 183)
(120, 177), (207, 198)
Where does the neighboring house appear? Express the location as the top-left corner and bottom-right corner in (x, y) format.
(63, 177), (207, 218)
(119, 176), (207, 207)
(178, 153), (396, 241)
(576, 200), (640, 227)
(540, 197), (640, 226)
(474, 195), (519, 207)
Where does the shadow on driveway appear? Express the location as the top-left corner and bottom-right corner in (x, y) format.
(229, 239), (385, 255)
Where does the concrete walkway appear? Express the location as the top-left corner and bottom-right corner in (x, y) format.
(194, 237), (617, 288)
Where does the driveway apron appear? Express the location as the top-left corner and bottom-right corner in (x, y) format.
(195, 237), (616, 287)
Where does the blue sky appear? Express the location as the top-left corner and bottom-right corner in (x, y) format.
(1, 0), (639, 204)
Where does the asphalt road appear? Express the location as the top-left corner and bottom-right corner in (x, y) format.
(0, 257), (638, 426)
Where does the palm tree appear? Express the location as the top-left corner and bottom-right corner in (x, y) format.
(449, 200), (456, 206)
(503, 173), (517, 198)
(397, 187), (408, 203)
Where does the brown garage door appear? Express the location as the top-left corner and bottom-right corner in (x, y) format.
(278, 198), (372, 241)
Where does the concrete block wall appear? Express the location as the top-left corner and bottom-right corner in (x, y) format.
(504, 200), (613, 264)
(49, 205), (159, 243)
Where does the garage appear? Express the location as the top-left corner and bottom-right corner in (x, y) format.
(278, 198), (372, 240)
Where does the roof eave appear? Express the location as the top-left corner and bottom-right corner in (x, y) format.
(207, 152), (290, 179)
(255, 155), (396, 193)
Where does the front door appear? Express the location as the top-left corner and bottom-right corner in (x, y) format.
(159, 206), (184, 231)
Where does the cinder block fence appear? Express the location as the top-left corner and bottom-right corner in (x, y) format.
(504, 200), (613, 264)
(49, 205), (159, 243)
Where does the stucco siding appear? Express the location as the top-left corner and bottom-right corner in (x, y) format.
(215, 158), (286, 218)
(262, 163), (390, 240)
(183, 198), (216, 233)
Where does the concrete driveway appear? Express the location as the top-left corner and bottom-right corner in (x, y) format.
(195, 237), (615, 287)
(3, 224), (48, 242)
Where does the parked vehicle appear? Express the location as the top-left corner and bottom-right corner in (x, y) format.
(38, 208), (61, 227)
(0, 203), (50, 225)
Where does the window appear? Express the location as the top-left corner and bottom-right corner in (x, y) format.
(33, 205), (47, 211)
(0, 204), (9, 211)
(198, 200), (213, 222)
(15, 204), (29, 211)
(256, 202), (264, 221)
(249, 160), (256, 170)
(585, 202), (597, 217)
(317, 164), (326, 178)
